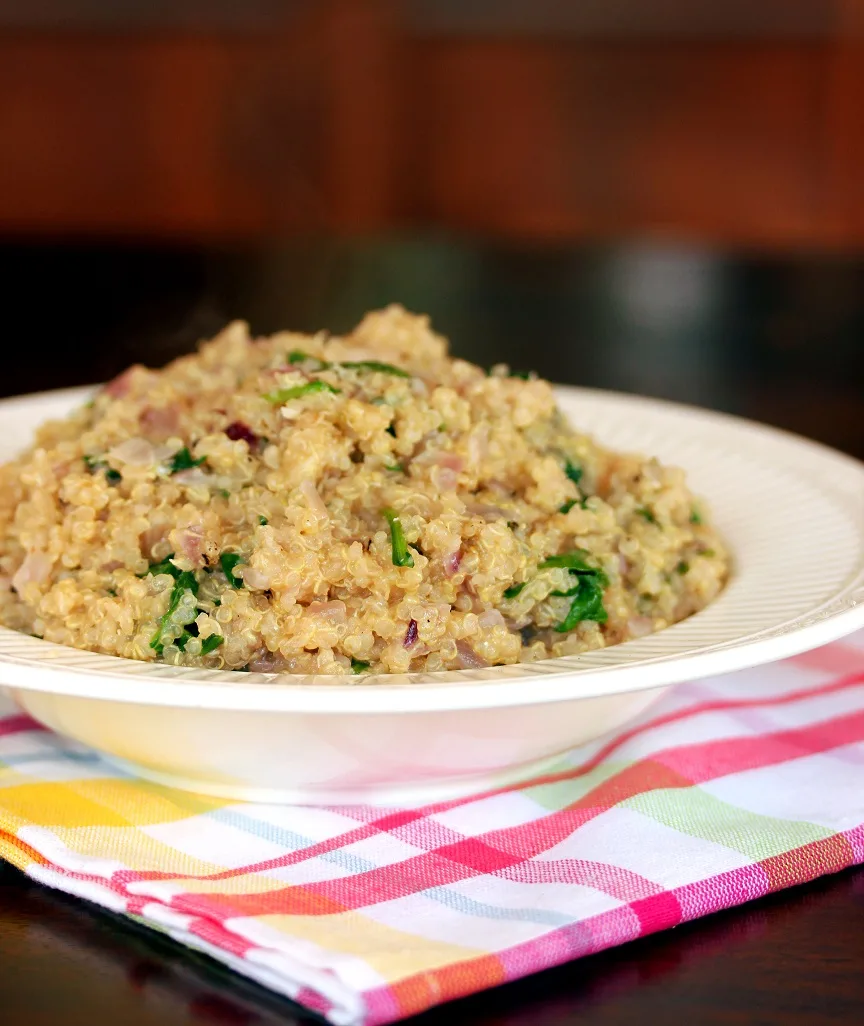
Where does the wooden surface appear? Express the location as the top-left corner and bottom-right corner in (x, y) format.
(1, 1), (864, 246)
(0, 1), (399, 239)
(1, 858), (862, 1025)
(412, 40), (831, 245)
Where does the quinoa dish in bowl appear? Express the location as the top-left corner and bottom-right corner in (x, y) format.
(0, 306), (729, 677)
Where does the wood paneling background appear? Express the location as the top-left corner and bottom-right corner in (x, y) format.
(0, 1), (398, 239)
(0, 0), (862, 247)
(412, 42), (831, 245)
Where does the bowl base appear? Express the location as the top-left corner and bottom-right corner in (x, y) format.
(101, 749), (574, 807)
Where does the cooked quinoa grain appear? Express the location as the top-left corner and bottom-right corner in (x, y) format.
(0, 307), (729, 675)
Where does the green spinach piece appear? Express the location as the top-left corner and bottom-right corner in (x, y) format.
(264, 380), (341, 403)
(201, 635), (224, 655)
(83, 454), (122, 484)
(541, 551), (609, 630)
(341, 360), (410, 378)
(168, 447), (206, 474)
(140, 555), (180, 580)
(220, 552), (244, 588)
(554, 574), (608, 632)
(382, 508), (414, 567)
(540, 552), (594, 573)
(150, 570), (199, 654)
(288, 350), (330, 370)
(564, 460), (583, 485)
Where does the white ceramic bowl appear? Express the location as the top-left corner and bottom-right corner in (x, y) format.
(1, 386), (863, 805)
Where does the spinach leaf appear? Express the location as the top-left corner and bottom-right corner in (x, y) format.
(564, 460), (583, 485)
(288, 350), (330, 370)
(382, 508), (414, 567)
(168, 447), (205, 474)
(220, 552), (244, 588)
(140, 555), (181, 580)
(264, 381), (341, 403)
(540, 551), (609, 630)
(554, 574), (608, 632)
(540, 552), (595, 573)
(150, 570), (199, 654)
(201, 634), (224, 655)
(83, 454), (121, 484)
(341, 360), (410, 378)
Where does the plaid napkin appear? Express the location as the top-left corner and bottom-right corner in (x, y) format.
(1, 633), (863, 1025)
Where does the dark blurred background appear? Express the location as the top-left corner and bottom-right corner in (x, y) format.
(1, 0), (862, 457)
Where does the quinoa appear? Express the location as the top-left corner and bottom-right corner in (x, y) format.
(0, 306), (729, 676)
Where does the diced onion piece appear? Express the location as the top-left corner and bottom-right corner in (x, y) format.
(140, 406), (180, 438)
(455, 640), (490, 669)
(108, 437), (155, 466)
(468, 425), (489, 465)
(103, 366), (137, 398)
(173, 468), (210, 488)
(307, 600), (347, 623)
(443, 548), (462, 576)
(299, 479), (328, 517)
(478, 608), (506, 628)
(627, 616), (655, 638)
(242, 567), (272, 590)
(437, 467), (459, 491)
(12, 551), (54, 593)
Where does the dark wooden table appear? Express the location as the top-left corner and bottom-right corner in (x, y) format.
(1, 859), (862, 1026)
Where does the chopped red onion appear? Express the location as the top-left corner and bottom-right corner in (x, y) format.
(225, 421), (259, 446)
(108, 437), (155, 466)
(308, 600), (347, 623)
(432, 452), (464, 472)
(177, 526), (205, 565)
(443, 549), (462, 576)
(247, 650), (290, 673)
(627, 616), (655, 638)
(242, 567), (272, 590)
(437, 467), (459, 491)
(140, 405), (180, 438)
(12, 551), (53, 593)
(103, 365), (138, 398)
(478, 608), (506, 628)
(299, 479), (328, 517)
(455, 640), (490, 669)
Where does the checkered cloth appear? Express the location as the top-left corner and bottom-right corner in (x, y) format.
(1, 633), (863, 1025)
